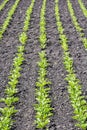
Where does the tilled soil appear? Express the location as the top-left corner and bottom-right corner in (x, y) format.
(0, 0), (87, 130)
(70, 0), (87, 36)
(78, 0), (87, 14)
(66, 0), (87, 97)
(0, 1), (15, 24)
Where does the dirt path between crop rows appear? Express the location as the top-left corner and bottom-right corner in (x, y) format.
(0, 1), (14, 24)
(0, 0), (31, 99)
(12, 1), (42, 130)
(62, 0), (87, 98)
(80, 0), (87, 9)
(0, 0), (3, 3)
(0, 0), (87, 130)
(70, 0), (87, 37)
(46, 0), (79, 130)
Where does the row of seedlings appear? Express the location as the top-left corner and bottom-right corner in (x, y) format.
(0, 0), (20, 40)
(0, 0), (35, 129)
(34, 0), (53, 129)
(78, 0), (87, 18)
(55, 0), (87, 129)
(67, 0), (87, 49)
(0, 0), (9, 11)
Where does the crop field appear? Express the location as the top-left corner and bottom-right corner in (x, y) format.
(0, 0), (87, 130)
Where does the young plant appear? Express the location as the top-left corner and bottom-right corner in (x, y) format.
(39, 0), (47, 49)
(0, 46), (23, 130)
(78, 0), (87, 18)
(34, 0), (53, 129)
(0, 0), (9, 11)
(55, 0), (87, 129)
(19, 0), (35, 43)
(34, 51), (52, 129)
(0, 0), (35, 129)
(0, 0), (20, 40)
(67, 0), (87, 49)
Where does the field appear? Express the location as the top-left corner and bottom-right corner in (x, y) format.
(0, 0), (87, 130)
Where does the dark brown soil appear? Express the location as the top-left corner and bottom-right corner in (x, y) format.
(70, 0), (87, 37)
(0, 0), (5, 4)
(0, 1), (15, 24)
(81, 0), (87, 9)
(0, 0), (87, 130)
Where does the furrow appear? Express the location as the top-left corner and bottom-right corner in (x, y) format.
(1, 0), (87, 130)
(0, 0), (20, 39)
(0, 0), (31, 103)
(0, 1), (14, 25)
(13, 0), (42, 130)
(0, 0), (35, 129)
(71, 0), (87, 35)
(0, 0), (3, 3)
(0, 0), (9, 11)
(64, 0), (87, 99)
(78, 0), (87, 18)
(67, 0), (87, 49)
(46, 0), (76, 130)
(82, 0), (87, 7)
(55, 0), (87, 129)
(60, 2), (87, 104)
(66, 0), (87, 96)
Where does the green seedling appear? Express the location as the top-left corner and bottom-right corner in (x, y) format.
(35, 51), (52, 129)
(39, 0), (47, 49)
(55, 0), (87, 129)
(0, 0), (20, 40)
(0, 0), (35, 129)
(34, 0), (53, 128)
(67, 0), (87, 50)
(0, 0), (9, 11)
(78, 0), (87, 18)
(19, 32), (28, 44)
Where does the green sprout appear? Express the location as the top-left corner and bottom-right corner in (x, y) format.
(0, 0), (35, 129)
(55, 0), (87, 129)
(67, 0), (87, 50)
(0, 0), (9, 11)
(34, 0), (53, 129)
(78, 0), (87, 18)
(0, 0), (20, 40)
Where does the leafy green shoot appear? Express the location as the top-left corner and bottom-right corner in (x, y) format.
(0, 0), (9, 11)
(55, 0), (87, 129)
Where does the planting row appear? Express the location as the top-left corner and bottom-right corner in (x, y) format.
(0, 0), (20, 39)
(34, 0), (53, 129)
(0, 0), (9, 11)
(67, 0), (87, 49)
(55, 0), (87, 129)
(0, 0), (35, 129)
(0, 0), (87, 130)
(78, 0), (87, 18)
